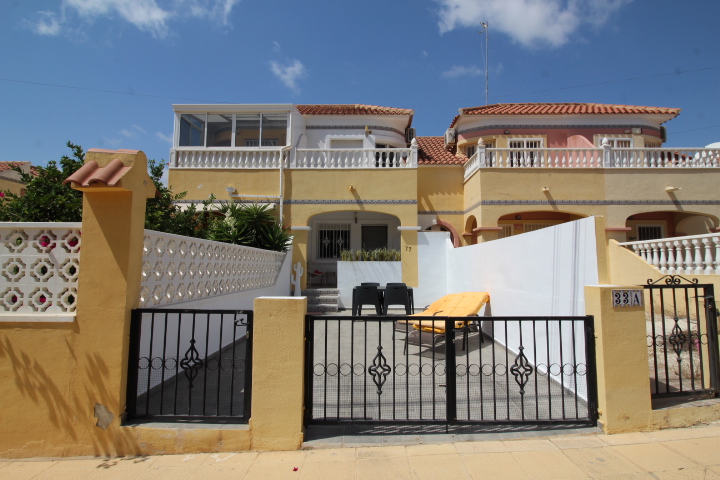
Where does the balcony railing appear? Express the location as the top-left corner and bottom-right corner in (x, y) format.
(619, 233), (720, 275)
(170, 142), (419, 170)
(171, 147), (288, 169)
(294, 148), (416, 168)
(464, 146), (720, 181)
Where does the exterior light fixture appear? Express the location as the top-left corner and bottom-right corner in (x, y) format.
(542, 187), (550, 192)
(226, 187), (236, 194)
(666, 186), (681, 192)
(504, 130), (511, 134)
(348, 185), (356, 191)
(515, 215), (521, 220)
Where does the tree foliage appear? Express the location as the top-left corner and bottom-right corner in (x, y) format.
(0, 141), (84, 222)
(209, 202), (291, 252)
(0, 142), (291, 252)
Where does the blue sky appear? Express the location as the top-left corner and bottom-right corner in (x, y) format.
(1, 0), (719, 172)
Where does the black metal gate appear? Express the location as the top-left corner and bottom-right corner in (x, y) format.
(126, 309), (253, 422)
(644, 276), (720, 398)
(304, 315), (597, 428)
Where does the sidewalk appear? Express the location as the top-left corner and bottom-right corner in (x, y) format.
(2, 422), (720, 479)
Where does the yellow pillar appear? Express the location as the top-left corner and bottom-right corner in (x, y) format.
(250, 296), (307, 450)
(400, 230), (418, 287)
(72, 149), (155, 454)
(585, 285), (651, 433)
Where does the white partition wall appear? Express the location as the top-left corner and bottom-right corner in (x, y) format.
(416, 216), (599, 316)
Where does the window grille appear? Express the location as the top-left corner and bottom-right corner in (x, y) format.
(499, 225), (513, 238)
(637, 225), (663, 241)
(317, 224), (350, 259)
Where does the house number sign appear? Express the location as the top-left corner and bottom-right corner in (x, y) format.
(612, 289), (643, 307)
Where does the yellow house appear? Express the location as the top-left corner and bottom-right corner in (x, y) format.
(168, 103), (720, 289)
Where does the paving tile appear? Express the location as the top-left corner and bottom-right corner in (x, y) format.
(187, 463), (258, 480)
(133, 465), (200, 480)
(356, 445), (407, 458)
(29, 468), (93, 480)
(252, 450), (307, 464)
(651, 467), (720, 480)
(408, 454), (471, 480)
(511, 449), (591, 479)
(304, 448), (357, 462)
(145, 454), (210, 467)
(200, 451), (258, 465)
(643, 426), (720, 442)
(610, 443), (701, 472)
(405, 443), (458, 456)
(298, 460), (356, 480)
(661, 437), (720, 466)
(501, 438), (559, 451)
(454, 440), (508, 453)
(600, 432), (656, 445)
(93, 456), (153, 469)
(356, 457), (412, 480)
(563, 446), (644, 477)
(85, 468), (148, 480)
(551, 435), (610, 449)
(243, 461), (303, 480)
(460, 452), (530, 480)
(0, 461), (57, 480)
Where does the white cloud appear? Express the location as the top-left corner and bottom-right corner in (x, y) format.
(120, 125), (146, 138)
(270, 59), (307, 93)
(30, 11), (64, 35)
(272, 41), (281, 52)
(156, 131), (173, 143)
(27, 0), (240, 38)
(435, 0), (631, 48)
(441, 65), (483, 79)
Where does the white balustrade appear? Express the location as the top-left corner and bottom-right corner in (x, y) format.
(171, 148), (288, 169)
(620, 233), (720, 275)
(294, 148), (415, 169)
(140, 230), (286, 307)
(0, 223), (82, 316)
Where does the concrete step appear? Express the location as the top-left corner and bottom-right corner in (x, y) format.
(307, 304), (339, 313)
(303, 288), (340, 297)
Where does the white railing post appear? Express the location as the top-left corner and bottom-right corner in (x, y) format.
(650, 242), (660, 270)
(602, 137), (613, 167)
(658, 243), (668, 274)
(666, 240), (676, 274)
(702, 237), (714, 274)
(714, 236), (720, 275)
(410, 138), (418, 168)
(692, 238), (703, 275)
(682, 239), (693, 275)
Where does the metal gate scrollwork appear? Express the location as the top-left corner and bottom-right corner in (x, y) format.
(368, 346), (391, 395)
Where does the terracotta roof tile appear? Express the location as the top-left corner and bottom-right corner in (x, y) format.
(0, 162), (39, 177)
(296, 104), (413, 116)
(417, 137), (465, 165)
(450, 103), (681, 127)
(63, 158), (131, 187)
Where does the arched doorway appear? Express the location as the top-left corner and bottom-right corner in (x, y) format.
(625, 211), (719, 241)
(307, 211), (401, 285)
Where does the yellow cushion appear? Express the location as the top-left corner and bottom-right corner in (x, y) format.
(410, 292), (489, 333)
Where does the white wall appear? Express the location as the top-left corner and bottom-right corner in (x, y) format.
(416, 217), (599, 316)
(337, 261), (402, 309)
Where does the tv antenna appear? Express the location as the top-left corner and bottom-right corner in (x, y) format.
(479, 22), (489, 105)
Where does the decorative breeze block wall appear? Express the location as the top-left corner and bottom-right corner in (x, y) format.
(0, 223), (82, 314)
(140, 230), (286, 307)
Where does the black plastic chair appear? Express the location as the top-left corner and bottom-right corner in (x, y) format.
(361, 282), (380, 286)
(353, 285), (383, 315)
(382, 285), (411, 315)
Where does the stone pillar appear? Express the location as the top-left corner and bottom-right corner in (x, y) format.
(585, 285), (651, 433)
(250, 296), (307, 450)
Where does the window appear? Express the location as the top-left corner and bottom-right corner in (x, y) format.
(179, 114), (206, 146)
(645, 140), (661, 148)
(596, 138), (633, 148)
(509, 139), (543, 167)
(637, 225), (663, 241)
(361, 226), (388, 250)
(177, 112), (288, 147)
(317, 224), (350, 259)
